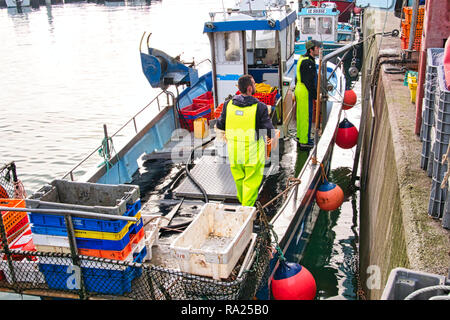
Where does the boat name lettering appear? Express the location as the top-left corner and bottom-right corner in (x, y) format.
(307, 8), (326, 14)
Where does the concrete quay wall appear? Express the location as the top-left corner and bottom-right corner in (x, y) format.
(359, 9), (449, 300)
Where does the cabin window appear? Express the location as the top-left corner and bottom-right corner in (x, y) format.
(224, 32), (241, 62)
(255, 30), (276, 48)
(290, 23), (295, 56)
(318, 17), (332, 35)
(302, 17), (316, 34)
(286, 25), (291, 59)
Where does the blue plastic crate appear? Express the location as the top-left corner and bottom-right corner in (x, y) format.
(38, 246), (146, 295)
(32, 219), (144, 251)
(28, 199), (141, 232)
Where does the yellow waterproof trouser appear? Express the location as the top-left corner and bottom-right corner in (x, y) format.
(226, 102), (265, 206)
(227, 139), (265, 206)
(295, 82), (310, 144)
(295, 55), (311, 144)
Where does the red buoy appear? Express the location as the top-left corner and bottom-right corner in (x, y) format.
(336, 118), (358, 149)
(343, 89), (357, 110)
(271, 261), (316, 300)
(316, 181), (344, 211)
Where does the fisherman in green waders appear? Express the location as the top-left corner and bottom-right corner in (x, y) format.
(295, 40), (322, 148)
(216, 74), (275, 206)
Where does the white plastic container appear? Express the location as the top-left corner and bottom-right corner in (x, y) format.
(169, 203), (256, 280)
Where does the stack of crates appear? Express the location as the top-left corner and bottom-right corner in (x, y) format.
(421, 48), (444, 173)
(236, 84), (278, 106)
(0, 199), (30, 246)
(400, 5), (425, 51)
(180, 91), (213, 132)
(25, 179), (147, 294)
(428, 65), (450, 224)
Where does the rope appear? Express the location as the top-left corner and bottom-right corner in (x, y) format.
(320, 163), (328, 183)
(404, 285), (450, 300)
(98, 136), (121, 181)
(254, 177), (302, 263)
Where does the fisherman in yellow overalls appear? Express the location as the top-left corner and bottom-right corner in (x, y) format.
(295, 40), (322, 147)
(216, 75), (275, 206)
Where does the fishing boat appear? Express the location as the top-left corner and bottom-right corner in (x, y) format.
(0, 0), (361, 300)
(295, 1), (363, 88)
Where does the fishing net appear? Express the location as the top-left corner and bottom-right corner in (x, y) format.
(0, 221), (271, 300)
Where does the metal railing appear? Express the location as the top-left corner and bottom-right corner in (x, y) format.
(61, 90), (175, 182)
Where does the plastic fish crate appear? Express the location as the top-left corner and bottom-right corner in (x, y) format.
(0, 199), (29, 235)
(236, 90), (278, 106)
(30, 211), (142, 240)
(193, 91), (214, 113)
(214, 103), (224, 119)
(28, 199), (141, 232)
(38, 246), (147, 295)
(32, 220), (144, 251)
(169, 203), (256, 280)
(179, 103), (211, 132)
(26, 180), (140, 216)
(381, 267), (449, 300)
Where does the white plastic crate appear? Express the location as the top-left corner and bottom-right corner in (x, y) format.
(0, 259), (46, 284)
(169, 203), (256, 280)
(142, 217), (161, 262)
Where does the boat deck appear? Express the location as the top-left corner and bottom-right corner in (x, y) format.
(132, 121), (309, 273)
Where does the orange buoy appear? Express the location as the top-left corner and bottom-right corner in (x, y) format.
(342, 89), (357, 110)
(315, 181), (344, 211)
(336, 118), (358, 149)
(271, 261), (316, 300)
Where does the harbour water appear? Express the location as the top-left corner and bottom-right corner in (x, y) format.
(0, 0), (361, 300)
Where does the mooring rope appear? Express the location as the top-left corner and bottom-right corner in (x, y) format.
(255, 177), (302, 263)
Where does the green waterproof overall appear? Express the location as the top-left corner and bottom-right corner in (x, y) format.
(225, 101), (265, 207)
(294, 55), (312, 144)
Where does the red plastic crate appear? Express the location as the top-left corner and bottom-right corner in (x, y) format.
(179, 103), (211, 131)
(214, 103), (224, 119)
(193, 91), (214, 113)
(236, 90), (278, 106)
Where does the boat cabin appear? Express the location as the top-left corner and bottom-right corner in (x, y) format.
(297, 6), (340, 43)
(203, 2), (297, 125)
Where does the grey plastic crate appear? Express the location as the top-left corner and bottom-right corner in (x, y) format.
(427, 48), (444, 74)
(420, 140), (431, 170)
(437, 65), (450, 104)
(443, 187), (450, 229)
(26, 179), (140, 216)
(427, 148), (435, 177)
(432, 158), (448, 183)
(381, 267), (449, 300)
(428, 177), (447, 218)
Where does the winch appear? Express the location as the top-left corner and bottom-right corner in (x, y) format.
(140, 32), (199, 90)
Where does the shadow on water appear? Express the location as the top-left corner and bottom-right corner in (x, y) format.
(299, 166), (360, 300)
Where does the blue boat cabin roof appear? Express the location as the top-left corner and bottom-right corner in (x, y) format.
(203, 10), (297, 33)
